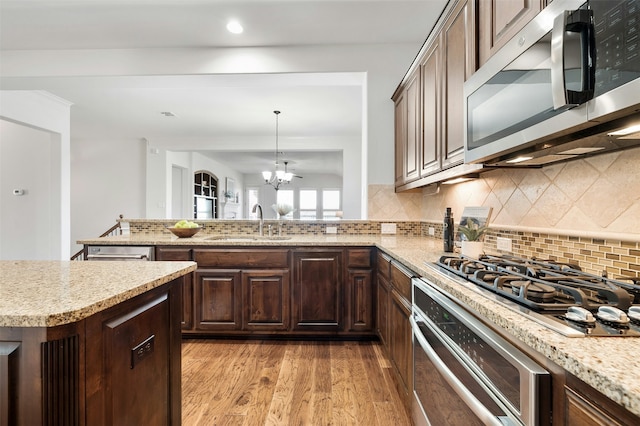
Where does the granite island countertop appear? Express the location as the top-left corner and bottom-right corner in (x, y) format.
(0, 260), (196, 327)
(78, 233), (640, 417)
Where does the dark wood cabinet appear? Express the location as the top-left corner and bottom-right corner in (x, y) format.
(393, 0), (478, 191)
(242, 269), (290, 331)
(387, 262), (414, 407)
(194, 269), (242, 331)
(156, 247), (194, 330)
(0, 277), (183, 426)
(376, 251), (392, 348)
(159, 246), (375, 338)
(420, 40), (441, 177)
(292, 249), (344, 332)
(346, 248), (375, 332)
(191, 248), (290, 334)
(564, 374), (640, 426)
(478, 0), (544, 67)
(441, 0), (476, 168)
(394, 90), (407, 187)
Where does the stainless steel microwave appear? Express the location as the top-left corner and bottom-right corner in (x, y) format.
(464, 0), (640, 167)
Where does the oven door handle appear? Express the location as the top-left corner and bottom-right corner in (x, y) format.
(410, 316), (507, 426)
(86, 254), (149, 260)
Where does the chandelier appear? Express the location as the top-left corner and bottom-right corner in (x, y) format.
(262, 110), (293, 190)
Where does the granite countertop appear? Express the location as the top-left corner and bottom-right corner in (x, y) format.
(78, 233), (640, 417)
(0, 260), (196, 328)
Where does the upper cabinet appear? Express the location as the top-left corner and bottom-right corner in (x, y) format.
(441, 0), (477, 168)
(393, 0), (478, 191)
(478, 0), (545, 67)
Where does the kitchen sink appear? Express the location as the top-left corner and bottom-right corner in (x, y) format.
(205, 235), (292, 242)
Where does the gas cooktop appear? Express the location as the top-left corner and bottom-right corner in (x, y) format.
(433, 254), (640, 337)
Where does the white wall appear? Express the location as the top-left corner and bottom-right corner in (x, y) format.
(1, 44), (417, 248)
(1, 44), (416, 184)
(0, 91), (71, 260)
(71, 136), (146, 251)
(147, 149), (246, 220)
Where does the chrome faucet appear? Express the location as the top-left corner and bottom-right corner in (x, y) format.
(252, 203), (264, 236)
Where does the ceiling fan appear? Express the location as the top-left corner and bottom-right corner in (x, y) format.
(283, 161), (303, 179)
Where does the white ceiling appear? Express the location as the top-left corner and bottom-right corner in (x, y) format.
(0, 0), (448, 177)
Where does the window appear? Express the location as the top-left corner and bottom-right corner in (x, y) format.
(299, 189), (317, 220)
(323, 189), (341, 220)
(276, 190), (295, 219)
(246, 187), (259, 219)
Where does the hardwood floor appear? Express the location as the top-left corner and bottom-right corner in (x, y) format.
(182, 339), (412, 426)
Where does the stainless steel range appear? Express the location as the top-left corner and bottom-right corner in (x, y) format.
(435, 254), (640, 337)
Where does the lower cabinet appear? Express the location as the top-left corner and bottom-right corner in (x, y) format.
(389, 288), (412, 405)
(156, 247), (193, 329)
(376, 257), (414, 411)
(160, 246), (375, 338)
(243, 269), (290, 331)
(194, 269), (242, 331)
(0, 277), (183, 425)
(291, 249), (344, 332)
(564, 374), (640, 425)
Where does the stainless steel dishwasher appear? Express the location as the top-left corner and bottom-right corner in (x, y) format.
(86, 246), (155, 261)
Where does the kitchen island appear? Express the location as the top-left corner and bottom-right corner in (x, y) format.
(0, 260), (196, 426)
(80, 232), (640, 423)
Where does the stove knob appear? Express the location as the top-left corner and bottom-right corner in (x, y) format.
(566, 306), (596, 324)
(628, 306), (640, 323)
(596, 306), (630, 325)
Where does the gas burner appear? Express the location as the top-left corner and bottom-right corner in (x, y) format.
(435, 254), (640, 336)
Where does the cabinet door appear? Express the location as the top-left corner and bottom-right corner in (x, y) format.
(156, 247), (194, 330)
(194, 269), (242, 331)
(478, 0), (543, 67)
(441, 0), (477, 167)
(564, 374), (640, 426)
(377, 273), (391, 348)
(404, 70), (421, 183)
(389, 289), (412, 402)
(420, 40), (441, 177)
(242, 269), (290, 331)
(394, 92), (407, 187)
(346, 269), (374, 332)
(292, 249), (343, 331)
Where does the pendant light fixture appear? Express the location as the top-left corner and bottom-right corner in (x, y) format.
(262, 110), (293, 190)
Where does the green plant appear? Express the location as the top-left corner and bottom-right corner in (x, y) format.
(458, 218), (488, 241)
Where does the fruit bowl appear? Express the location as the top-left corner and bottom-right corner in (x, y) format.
(167, 226), (201, 238)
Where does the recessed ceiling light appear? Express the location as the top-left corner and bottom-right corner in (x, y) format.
(226, 20), (243, 34)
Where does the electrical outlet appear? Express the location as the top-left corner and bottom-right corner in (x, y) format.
(428, 227), (435, 236)
(497, 237), (512, 252)
(381, 223), (397, 234)
(326, 226), (337, 234)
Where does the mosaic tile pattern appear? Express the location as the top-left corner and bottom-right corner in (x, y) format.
(418, 221), (640, 278)
(127, 219), (423, 236)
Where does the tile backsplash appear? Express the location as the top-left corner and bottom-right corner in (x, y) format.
(368, 146), (640, 277)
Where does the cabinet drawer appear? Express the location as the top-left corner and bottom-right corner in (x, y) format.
(194, 249), (289, 268)
(156, 246), (192, 261)
(390, 261), (414, 301)
(347, 248), (372, 268)
(377, 252), (391, 280)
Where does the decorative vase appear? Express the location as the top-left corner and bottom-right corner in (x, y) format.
(461, 241), (484, 259)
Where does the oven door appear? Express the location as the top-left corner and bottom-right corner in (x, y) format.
(411, 278), (551, 426)
(411, 315), (514, 426)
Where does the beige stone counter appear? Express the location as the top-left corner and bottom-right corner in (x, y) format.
(0, 260), (196, 327)
(78, 233), (640, 417)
